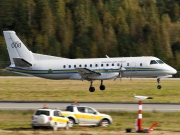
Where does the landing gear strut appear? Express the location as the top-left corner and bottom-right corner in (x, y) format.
(99, 80), (105, 90)
(157, 78), (162, 89)
(89, 80), (95, 92)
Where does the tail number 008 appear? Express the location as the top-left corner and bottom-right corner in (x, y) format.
(11, 42), (21, 48)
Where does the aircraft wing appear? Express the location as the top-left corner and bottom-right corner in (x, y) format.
(76, 68), (101, 78)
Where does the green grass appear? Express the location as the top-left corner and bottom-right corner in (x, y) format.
(0, 77), (179, 102)
(0, 110), (180, 134)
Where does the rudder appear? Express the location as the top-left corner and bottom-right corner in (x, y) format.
(3, 31), (34, 66)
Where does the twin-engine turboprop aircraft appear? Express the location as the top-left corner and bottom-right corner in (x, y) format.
(3, 31), (177, 92)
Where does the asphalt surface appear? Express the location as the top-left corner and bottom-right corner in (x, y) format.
(0, 101), (180, 112)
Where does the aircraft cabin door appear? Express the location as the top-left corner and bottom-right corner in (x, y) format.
(131, 62), (137, 74)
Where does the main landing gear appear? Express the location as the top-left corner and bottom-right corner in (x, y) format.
(89, 80), (95, 92)
(100, 80), (105, 90)
(89, 80), (106, 92)
(157, 78), (162, 89)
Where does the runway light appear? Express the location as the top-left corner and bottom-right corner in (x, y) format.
(126, 95), (159, 133)
(134, 95), (158, 133)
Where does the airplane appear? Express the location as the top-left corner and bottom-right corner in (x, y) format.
(3, 31), (177, 92)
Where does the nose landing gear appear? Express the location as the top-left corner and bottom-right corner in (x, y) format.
(157, 78), (162, 89)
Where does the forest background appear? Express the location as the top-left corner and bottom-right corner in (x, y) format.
(0, 0), (180, 70)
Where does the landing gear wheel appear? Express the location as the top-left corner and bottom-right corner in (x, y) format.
(89, 87), (95, 92)
(157, 85), (161, 89)
(100, 85), (105, 90)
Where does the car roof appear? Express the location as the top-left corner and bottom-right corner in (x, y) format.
(36, 108), (60, 111)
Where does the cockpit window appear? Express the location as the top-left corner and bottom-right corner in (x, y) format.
(150, 60), (158, 64)
(156, 60), (164, 64)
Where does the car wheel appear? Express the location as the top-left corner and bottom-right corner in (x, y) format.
(68, 118), (75, 127)
(53, 122), (58, 131)
(32, 125), (39, 130)
(64, 122), (69, 130)
(101, 119), (110, 127)
(37, 115), (48, 124)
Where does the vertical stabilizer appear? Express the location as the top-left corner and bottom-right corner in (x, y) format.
(3, 31), (34, 66)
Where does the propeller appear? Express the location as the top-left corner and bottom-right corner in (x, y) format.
(119, 63), (124, 82)
(114, 63), (124, 81)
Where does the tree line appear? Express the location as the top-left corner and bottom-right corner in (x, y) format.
(0, 0), (180, 70)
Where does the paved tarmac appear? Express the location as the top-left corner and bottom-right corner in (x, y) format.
(0, 101), (179, 112)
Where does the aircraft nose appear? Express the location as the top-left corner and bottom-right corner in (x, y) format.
(172, 68), (177, 74)
(169, 67), (177, 74)
(166, 65), (177, 74)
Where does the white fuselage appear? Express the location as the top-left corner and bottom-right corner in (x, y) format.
(7, 56), (177, 80)
(3, 31), (177, 91)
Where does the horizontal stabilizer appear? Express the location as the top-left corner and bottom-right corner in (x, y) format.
(13, 58), (32, 67)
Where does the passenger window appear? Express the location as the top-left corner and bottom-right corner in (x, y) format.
(90, 64), (92, 67)
(63, 65), (66, 68)
(85, 64), (87, 68)
(54, 111), (59, 116)
(112, 63), (114, 66)
(74, 65), (76, 68)
(140, 63), (142, 66)
(117, 63), (120, 66)
(77, 107), (85, 113)
(150, 60), (158, 64)
(127, 63), (129, 66)
(106, 64), (109, 66)
(79, 64), (82, 67)
(95, 64), (98, 67)
(69, 65), (71, 68)
(101, 64), (103, 67)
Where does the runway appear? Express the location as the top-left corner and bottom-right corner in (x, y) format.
(0, 102), (180, 112)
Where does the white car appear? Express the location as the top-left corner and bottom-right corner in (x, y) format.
(61, 105), (113, 127)
(31, 108), (70, 130)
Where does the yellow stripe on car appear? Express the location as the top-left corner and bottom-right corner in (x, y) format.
(52, 117), (68, 123)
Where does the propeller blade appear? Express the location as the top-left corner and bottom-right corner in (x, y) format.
(119, 63), (123, 82)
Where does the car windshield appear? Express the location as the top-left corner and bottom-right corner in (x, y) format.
(156, 60), (164, 64)
(86, 107), (96, 114)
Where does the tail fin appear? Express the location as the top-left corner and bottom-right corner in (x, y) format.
(3, 31), (34, 67)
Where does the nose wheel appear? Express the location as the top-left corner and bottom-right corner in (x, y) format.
(89, 80), (95, 92)
(157, 78), (162, 89)
(99, 80), (105, 90)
